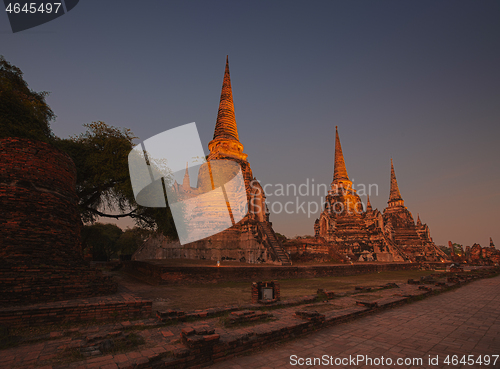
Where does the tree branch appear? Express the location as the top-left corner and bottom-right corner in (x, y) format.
(86, 208), (138, 219)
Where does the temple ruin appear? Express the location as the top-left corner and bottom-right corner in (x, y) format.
(310, 128), (447, 262)
(134, 57), (290, 265)
(0, 138), (117, 306)
(382, 159), (447, 261)
(451, 238), (500, 265)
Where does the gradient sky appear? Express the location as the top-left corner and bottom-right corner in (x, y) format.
(2, 1), (499, 247)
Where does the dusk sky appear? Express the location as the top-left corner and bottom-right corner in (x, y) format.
(2, 1), (499, 247)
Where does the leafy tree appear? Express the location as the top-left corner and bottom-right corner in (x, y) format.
(275, 233), (288, 242)
(55, 121), (137, 223)
(294, 235), (314, 239)
(0, 55), (55, 142)
(437, 245), (451, 256)
(1, 56), (179, 240)
(452, 243), (464, 256)
(55, 122), (179, 240)
(438, 244), (465, 256)
(81, 223), (123, 261)
(137, 207), (178, 240)
(115, 227), (153, 257)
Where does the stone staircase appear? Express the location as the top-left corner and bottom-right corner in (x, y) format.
(258, 222), (292, 266)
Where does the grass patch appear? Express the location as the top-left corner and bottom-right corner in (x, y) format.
(278, 270), (435, 300)
(124, 269), (437, 311)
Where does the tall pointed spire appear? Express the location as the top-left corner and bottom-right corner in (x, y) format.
(213, 56), (239, 142)
(208, 57), (247, 161)
(366, 194), (372, 211)
(417, 214), (422, 226)
(333, 126), (349, 183)
(388, 158), (403, 206)
(490, 237), (495, 248)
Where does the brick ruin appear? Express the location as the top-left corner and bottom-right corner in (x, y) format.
(134, 57), (291, 265)
(0, 138), (117, 306)
(450, 238), (500, 265)
(282, 236), (348, 263)
(382, 159), (446, 261)
(132, 62), (490, 267)
(307, 128), (448, 263)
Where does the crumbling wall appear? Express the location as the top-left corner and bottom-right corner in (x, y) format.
(0, 138), (116, 306)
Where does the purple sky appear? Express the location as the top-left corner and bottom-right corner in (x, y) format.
(2, 1), (499, 247)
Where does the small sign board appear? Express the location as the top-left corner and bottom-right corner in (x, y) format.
(262, 287), (273, 300)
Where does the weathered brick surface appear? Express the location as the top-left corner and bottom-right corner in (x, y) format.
(316, 288), (335, 299)
(0, 138), (116, 306)
(211, 273), (500, 369)
(227, 310), (272, 325)
(0, 293), (152, 328)
(1, 268), (498, 368)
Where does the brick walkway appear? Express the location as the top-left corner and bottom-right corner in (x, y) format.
(210, 275), (500, 369)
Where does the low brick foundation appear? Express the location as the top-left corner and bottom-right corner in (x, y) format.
(228, 310), (273, 325)
(0, 293), (152, 328)
(124, 261), (444, 285)
(0, 266), (117, 306)
(317, 288), (335, 299)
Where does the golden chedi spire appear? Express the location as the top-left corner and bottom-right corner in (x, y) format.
(213, 56), (239, 141)
(332, 126), (350, 186)
(327, 127), (362, 215)
(388, 158), (404, 207)
(208, 56), (247, 161)
(366, 194), (373, 212)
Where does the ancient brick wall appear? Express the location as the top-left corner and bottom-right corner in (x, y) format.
(0, 137), (82, 266)
(283, 238), (348, 262)
(0, 138), (117, 306)
(0, 295), (152, 328)
(124, 261), (433, 285)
